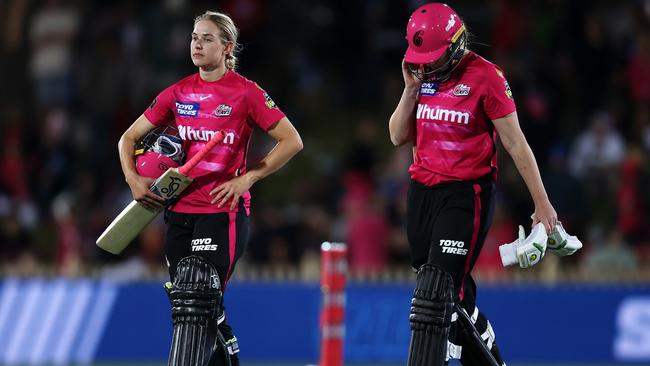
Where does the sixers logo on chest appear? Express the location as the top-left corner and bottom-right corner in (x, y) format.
(452, 84), (471, 96)
(214, 104), (232, 117)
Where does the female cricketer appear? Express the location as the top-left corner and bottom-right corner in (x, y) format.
(117, 11), (303, 366)
(389, 3), (558, 365)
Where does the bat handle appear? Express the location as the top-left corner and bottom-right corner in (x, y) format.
(178, 131), (224, 176)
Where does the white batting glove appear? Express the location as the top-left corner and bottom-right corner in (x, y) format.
(547, 222), (582, 256)
(499, 223), (548, 268)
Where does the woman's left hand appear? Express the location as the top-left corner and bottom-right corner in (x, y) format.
(210, 174), (255, 210)
(531, 200), (558, 234)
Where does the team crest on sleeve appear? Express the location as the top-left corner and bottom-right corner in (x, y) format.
(149, 97), (158, 109)
(452, 84), (471, 96)
(263, 92), (277, 109)
(420, 82), (438, 96)
(504, 81), (513, 99)
(214, 104), (232, 117)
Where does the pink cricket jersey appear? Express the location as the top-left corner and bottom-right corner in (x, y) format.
(144, 70), (285, 214)
(409, 51), (516, 186)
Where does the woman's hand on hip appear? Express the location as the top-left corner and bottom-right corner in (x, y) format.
(210, 174), (254, 210)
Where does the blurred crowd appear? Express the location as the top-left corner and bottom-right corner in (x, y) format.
(1, 0), (649, 282)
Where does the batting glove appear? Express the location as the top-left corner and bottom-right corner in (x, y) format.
(547, 222), (582, 256)
(499, 222), (548, 268)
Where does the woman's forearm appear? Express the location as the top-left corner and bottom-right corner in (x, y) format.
(506, 142), (550, 206)
(389, 87), (419, 146)
(245, 135), (303, 184)
(118, 133), (139, 183)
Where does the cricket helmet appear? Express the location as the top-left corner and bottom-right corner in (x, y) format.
(135, 127), (185, 178)
(405, 3), (468, 82)
(135, 151), (179, 179)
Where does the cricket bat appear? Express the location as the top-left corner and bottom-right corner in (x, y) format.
(96, 131), (224, 254)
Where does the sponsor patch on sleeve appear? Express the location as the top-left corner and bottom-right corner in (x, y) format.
(175, 102), (200, 117)
(263, 92), (277, 109)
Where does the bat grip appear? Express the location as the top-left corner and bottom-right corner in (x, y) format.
(178, 131), (223, 176)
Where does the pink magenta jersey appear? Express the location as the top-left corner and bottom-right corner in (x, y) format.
(409, 51), (516, 186)
(143, 70), (285, 214)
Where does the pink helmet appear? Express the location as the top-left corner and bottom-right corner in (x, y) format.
(135, 151), (179, 179)
(405, 3), (467, 82)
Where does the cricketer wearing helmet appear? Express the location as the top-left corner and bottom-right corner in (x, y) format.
(390, 3), (560, 366)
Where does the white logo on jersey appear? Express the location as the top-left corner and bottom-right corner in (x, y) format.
(178, 125), (235, 144)
(452, 84), (471, 96)
(214, 104), (232, 117)
(417, 104), (470, 125)
(223, 131), (235, 144)
(440, 239), (468, 255)
(445, 14), (456, 32)
(191, 237), (218, 251)
(199, 95), (211, 101)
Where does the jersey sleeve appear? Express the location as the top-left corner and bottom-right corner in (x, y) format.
(482, 66), (516, 120)
(143, 85), (175, 127)
(246, 82), (286, 131)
